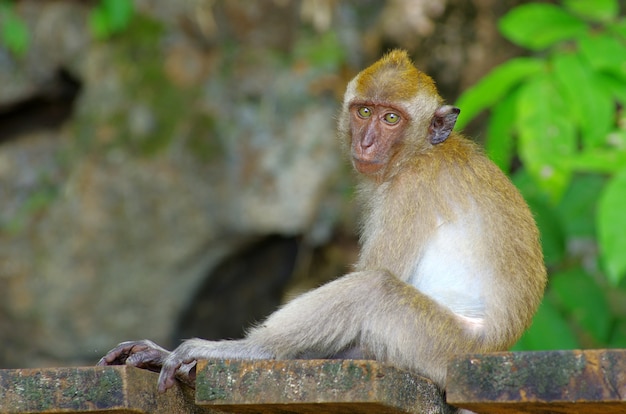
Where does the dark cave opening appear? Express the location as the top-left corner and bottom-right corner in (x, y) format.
(0, 68), (81, 143)
(172, 235), (300, 345)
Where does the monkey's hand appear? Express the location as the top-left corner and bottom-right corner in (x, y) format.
(97, 339), (170, 373)
(99, 340), (197, 389)
(158, 342), (198, 393)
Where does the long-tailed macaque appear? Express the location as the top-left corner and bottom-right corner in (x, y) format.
(98, 50), (546, 393)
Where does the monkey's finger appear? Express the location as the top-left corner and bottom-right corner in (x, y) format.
(97, 340), (169, 366)
(175, 361), (198, 388)
(97, 348), (131, 366)
(96, 343), (139, 365)
(126, 349), (168, 372)
(96, 357), (109, 366)
(157, 361), (181, 393)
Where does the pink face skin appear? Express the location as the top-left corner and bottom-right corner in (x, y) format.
(349, 102), (408, 175)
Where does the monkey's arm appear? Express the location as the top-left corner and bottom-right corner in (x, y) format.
(157, 270), (483, 392)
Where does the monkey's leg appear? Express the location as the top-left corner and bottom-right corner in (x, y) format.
(355, 272), (486, 387)
(158, 270), (482, 391)
(253, 269), (484, 386)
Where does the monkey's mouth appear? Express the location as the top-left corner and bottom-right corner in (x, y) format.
(353, 157), (384, 174)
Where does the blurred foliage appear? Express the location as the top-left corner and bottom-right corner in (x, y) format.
(294, 30), (346, 71)
(73, 13), (202, 157)
(0, 0), (29, 55)
(456, 0), (626, 350)
(0, 0), (134, 55)
(89, 0), (135, 39)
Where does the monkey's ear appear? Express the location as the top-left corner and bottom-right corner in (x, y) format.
(429, 105), (460, 145)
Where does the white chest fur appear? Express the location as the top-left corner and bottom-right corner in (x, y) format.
(409, 213), (488, 322)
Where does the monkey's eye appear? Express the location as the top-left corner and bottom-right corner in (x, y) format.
(383, 112), (401, 125)
(357, 107), (372, 118)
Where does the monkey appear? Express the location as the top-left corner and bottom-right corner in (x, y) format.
(98, 50), (546, 394)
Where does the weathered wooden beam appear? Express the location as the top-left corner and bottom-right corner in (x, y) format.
(0, 365), (218, 414)
(4, 351), (626, 413)
(0, 361), (454, 414)
(195, 359), (456, 414)
(446, 349), (626, 414)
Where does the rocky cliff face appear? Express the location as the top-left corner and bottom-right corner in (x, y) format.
(0, 0), (522, 368)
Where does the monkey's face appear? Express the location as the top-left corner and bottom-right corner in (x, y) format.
(348, 102), (409, 175)
(339, 50), (447, 177)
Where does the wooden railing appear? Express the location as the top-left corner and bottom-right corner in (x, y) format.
(1, 350), (624, 413)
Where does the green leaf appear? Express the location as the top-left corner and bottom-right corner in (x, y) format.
(556, 174), (606, 238)
(512, 169), (566, 265)
(551, 268), (612, 343)
(609, 19), (626, 39)
(567, 148), (626, 174)
(89, 0), (134, 39)
(101, 0), (134, 32)
(552, 52), (614, 148)
(499, 3), (588, 50)
(485, 90), (518, 172)
(563, 0), (618, 22)
(513, 299), (579, 350)
(89, 7), (110, 39)
(597, 73), (626, 106)
(516, 74), (576, 201)
(525, 197), (566, 266)
(598, 168), (626, 284)
(579, 33), (626, 80)
(609, 320), (626, 347)
(512, 168), (551, 204)
(455, 58), (544, 129)
(1, 7), (29, 55)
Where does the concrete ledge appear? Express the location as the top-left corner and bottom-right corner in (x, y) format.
(446, 349), (626, 414)
(195, 359), (454, 413)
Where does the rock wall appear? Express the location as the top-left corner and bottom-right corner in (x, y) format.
(0, 0), (524, 367)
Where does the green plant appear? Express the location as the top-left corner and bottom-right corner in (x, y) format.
(89, 0), (134, 39)
(0, 0), (135, 56)
(456, 0), (626, 349)
(0, 0), (29, 55)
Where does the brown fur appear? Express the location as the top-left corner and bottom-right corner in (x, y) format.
(356, 50), (439, 102)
